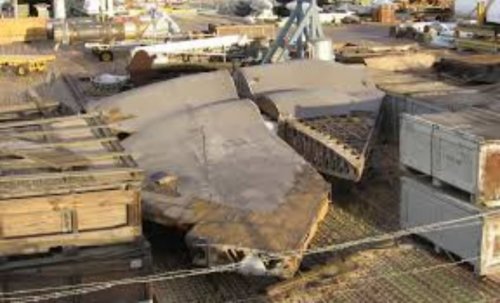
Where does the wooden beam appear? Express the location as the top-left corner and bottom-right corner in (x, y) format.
(0, 226), (141, 257)
(0, 113), (100, 129)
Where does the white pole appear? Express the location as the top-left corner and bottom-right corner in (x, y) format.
(53, 0), (66, 19)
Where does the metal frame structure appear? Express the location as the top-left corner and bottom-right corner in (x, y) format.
(262, 0), (324, 63)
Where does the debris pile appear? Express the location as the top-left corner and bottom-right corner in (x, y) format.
(88, 69), (330, 278)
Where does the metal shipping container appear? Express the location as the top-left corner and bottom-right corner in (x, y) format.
(400, 109), (500, 206)
(401, 176), (500, 275)
(382, 90), (495, 142)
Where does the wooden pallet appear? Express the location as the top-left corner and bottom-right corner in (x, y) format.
(0, 89), (60, 122)
(0, 113), (144, 257)
(0, 238), (152, 303)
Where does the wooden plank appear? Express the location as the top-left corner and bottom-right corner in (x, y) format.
(0, 168), (143, 199)
(0, 189), (136, 214)
(0, 151), (131, 170)
(0, 123), (113, 138)
(78, 204), (128, 231)
(0, 135), (119, 149)
(0, 167), (142, 182)
(0, 226), (141, 256)
(1, 210), (68, 238)
(0, 101), (58, 115)
(0, 112), (100, 129)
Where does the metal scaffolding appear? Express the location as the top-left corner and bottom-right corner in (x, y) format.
(262, 0), (324, 63)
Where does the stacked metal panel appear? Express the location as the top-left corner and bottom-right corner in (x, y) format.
(400, 107), (500, 276)
(234, 61), (384, 182)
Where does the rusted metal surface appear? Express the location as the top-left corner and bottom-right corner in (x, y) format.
(91, 71), (331, 278)
(483, 151), (500, 203)
(148, 141), (500, 303)
(281, 112), (381, 181)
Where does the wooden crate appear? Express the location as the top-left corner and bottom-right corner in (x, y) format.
(0, 238), (152, 303)
(0, 113), (144, 257)
(0, 18), (48, 44)
(208, 23), (276, 40)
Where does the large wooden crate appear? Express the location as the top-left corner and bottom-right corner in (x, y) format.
(0, 239), (152, 303)
(0, 113), (143, 257)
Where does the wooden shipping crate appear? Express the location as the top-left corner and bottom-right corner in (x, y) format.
(208, 24), (276, 40)
(0, 113), (143, 257)
(0, 239), (152, 303)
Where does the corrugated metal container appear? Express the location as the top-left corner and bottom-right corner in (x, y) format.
(401, 175), (500, 275)
(400, 109), (500, 206)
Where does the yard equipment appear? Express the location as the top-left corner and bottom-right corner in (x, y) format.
(0, 54), (55, 76)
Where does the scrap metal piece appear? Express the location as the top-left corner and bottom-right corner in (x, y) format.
(234, 60), (379, 100)
(233, 61), (383, 181)
(90, 71), (330, 278)
(281, 112), (382, 181)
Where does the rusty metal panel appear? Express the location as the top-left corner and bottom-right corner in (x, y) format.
(281, 111), (381, 182)
(479, 145), (500, 205)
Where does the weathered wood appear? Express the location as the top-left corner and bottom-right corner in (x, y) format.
(0, 114), (143, 257)
(0, 226), (141, 256)
(0, 239), (152, 303)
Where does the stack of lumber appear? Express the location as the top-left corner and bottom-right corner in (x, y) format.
(0, 113), (143, 257)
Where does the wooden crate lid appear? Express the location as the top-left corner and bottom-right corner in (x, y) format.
(0, 113), (143, 199)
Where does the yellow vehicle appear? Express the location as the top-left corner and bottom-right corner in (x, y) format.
(0, 54), (56, 76)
